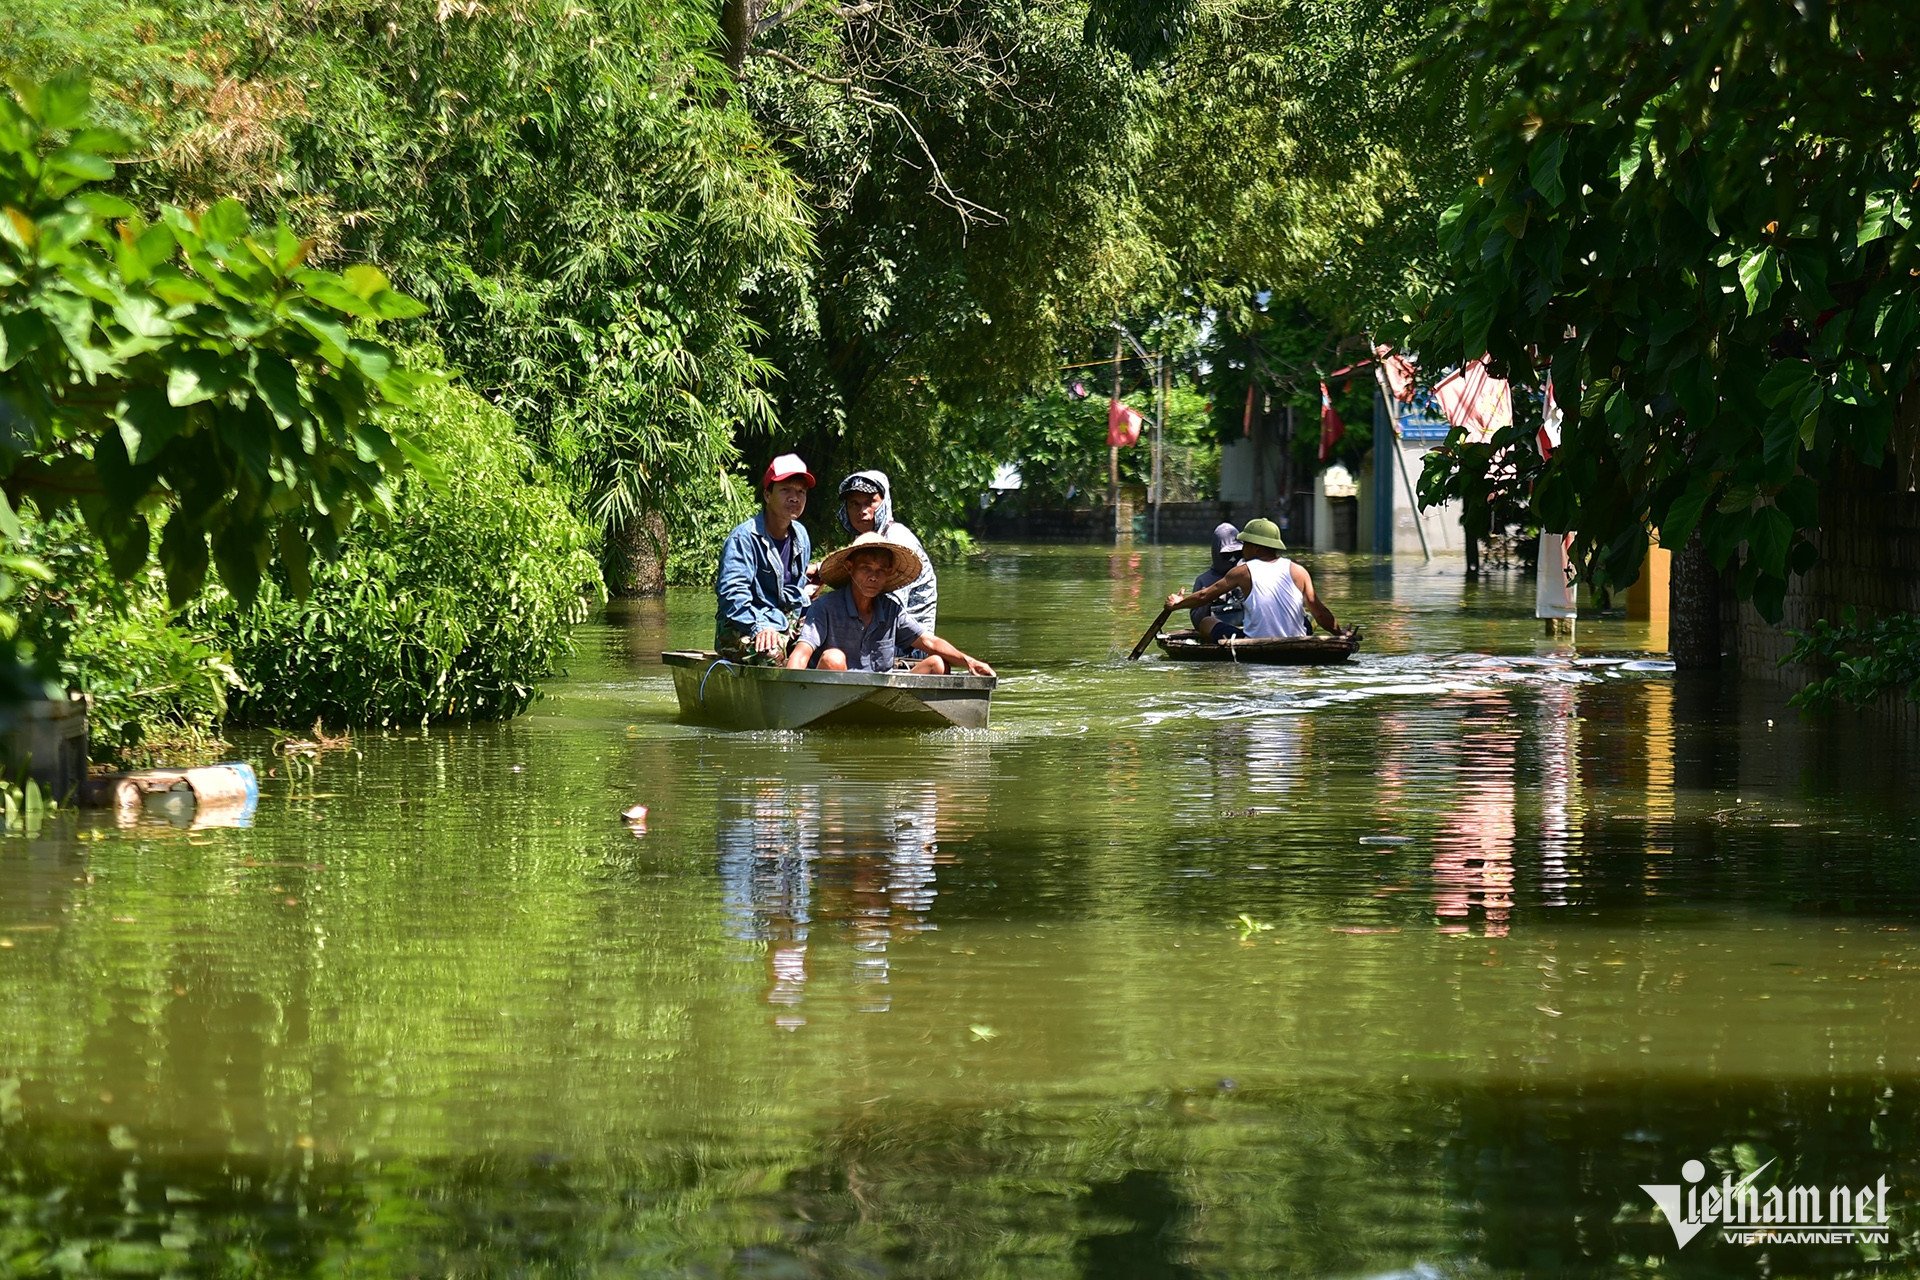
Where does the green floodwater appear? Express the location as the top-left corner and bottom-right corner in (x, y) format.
(3, 543), (1920, 1279)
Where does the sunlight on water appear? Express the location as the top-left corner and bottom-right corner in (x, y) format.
(0, 544), (1915, 1276)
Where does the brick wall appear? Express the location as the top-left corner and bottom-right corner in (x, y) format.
(1728, 445), (1920, 727)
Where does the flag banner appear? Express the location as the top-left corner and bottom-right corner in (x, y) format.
(1432, 357), (1514, 443)
(1373, 344), (1420, 403)
(1535, 530), (1577, 619)
(1107, 398), (1143, 447)
(1318, 380), (1345, 462)
(1539, 374), (1563, 459)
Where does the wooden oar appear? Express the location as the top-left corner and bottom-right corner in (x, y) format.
(1128, 602), (1178, 660)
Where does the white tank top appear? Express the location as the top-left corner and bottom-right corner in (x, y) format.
(1241, 556), (1307, 638)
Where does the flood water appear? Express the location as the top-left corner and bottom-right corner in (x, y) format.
(3, 544), (1918, 1278)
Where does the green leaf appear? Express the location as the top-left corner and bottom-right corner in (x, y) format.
(1774, 476), (1819, 528)
(393, 431), (448, 493)
(198, 199), (250, 246)
(1739, 247), (1780, 315)
(250, 353), (305, 428)
(1858, 191), (1906, 247)
(210, 518), (264, 606)
(1748, 505), (1792, 578)
(287, 303), (354, 361)
(114, 386), (186, 464)
(276, 522), (312, 599)
(342, 263), (389, 300)
(166, 351), (236, 407)
(1660, 474), (1715, 550)
(1531, 132), (1567, 206)
(1757, 359), (1813, 410)
(39, 73), (90, 131)
(74, 191), (134, 219)
(46, 147), (113, 183)
(158, 515), (209, 608)
(88, 503), (151, 578)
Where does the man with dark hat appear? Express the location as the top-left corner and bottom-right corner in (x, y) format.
(1189, 522), (1248, 641)
(1165, 517), (1339, 640)
(714, 453), (816, 657)
(836, 469), (937, 634)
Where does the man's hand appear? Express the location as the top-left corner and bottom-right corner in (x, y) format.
(752, 627), (786, 656)
(1166, 591), (1186, 610)
(961, 656), (996, 678)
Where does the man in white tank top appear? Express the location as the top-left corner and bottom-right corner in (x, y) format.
(1165, 517), (1340, 640)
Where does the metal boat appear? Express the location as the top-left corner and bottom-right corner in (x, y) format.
(662, 650), (996, 730)
(1153, 628), (1361, 664)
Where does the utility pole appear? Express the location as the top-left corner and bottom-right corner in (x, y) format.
(1108, 334), (1123, 539)
(1151, 353), (1167, 543)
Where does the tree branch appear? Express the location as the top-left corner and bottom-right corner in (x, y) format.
(747, 46), (1004, 226)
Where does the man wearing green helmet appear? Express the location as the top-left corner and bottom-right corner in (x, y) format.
(1164, 517), (1340, 640)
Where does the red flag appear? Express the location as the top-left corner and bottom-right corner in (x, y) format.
(1107, 398), (1143, 447)
(1318, 380), (1345, 462)
(1432, 357), (1513, 443)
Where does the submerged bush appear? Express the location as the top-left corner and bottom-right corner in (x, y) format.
(1788, 611), (1920, 710)
(196, 379), (602, 727)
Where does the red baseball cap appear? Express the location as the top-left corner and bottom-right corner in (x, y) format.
(762, 453), (816, 488)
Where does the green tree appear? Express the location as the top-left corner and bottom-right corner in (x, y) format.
(1407, 0), (1920, 641)
(146, 0), (811, 594)
(0, 73), (424, 734)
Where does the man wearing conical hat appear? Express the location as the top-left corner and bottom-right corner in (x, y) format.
(786, 534), (995, 676)
(1164, 517), (1340, 641)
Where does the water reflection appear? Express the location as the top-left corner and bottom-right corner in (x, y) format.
(1431, 689), (1519, 937)
(0, 546), (1917, 1276)
(715, 745), (984, 1023)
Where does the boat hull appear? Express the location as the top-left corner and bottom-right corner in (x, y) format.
(1154, 629), (1360, 665)
(662, 651), (995, 730)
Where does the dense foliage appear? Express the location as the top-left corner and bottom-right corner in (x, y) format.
(195, 377), (601, 728)
(966, 380), (1219, 511)
(1787, 612), (1920, 711)
(15, 511), (231, 762)
(0, 74), (427, 609)
(1407, 0), (1920, 621)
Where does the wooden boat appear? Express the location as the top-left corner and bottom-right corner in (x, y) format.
(1153, 628), (1361, 665)
(662, 650), (996, 730)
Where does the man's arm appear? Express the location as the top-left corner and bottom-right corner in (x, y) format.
(783, 642), (816, 669)
(1292, 562), (1339, 632)
(915, 631), (995, 678)
(1168, 562), (1250, 611)
(716, 529), (788, 652)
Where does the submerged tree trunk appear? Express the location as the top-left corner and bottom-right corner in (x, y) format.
(606, 509), (669, 598)
(1669, 529), (1723, 670)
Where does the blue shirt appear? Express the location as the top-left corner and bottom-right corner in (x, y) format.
(714, 513), (812, 645)
(797, 588), (927, 672)
(1189, 564), (1246, 630)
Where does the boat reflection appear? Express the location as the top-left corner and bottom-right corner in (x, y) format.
(713, 744), (989, 1024)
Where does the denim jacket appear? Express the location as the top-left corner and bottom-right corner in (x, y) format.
(713, 513), (812, 645)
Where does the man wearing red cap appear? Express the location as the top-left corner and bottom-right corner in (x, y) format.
(714, 453), (816, 657)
